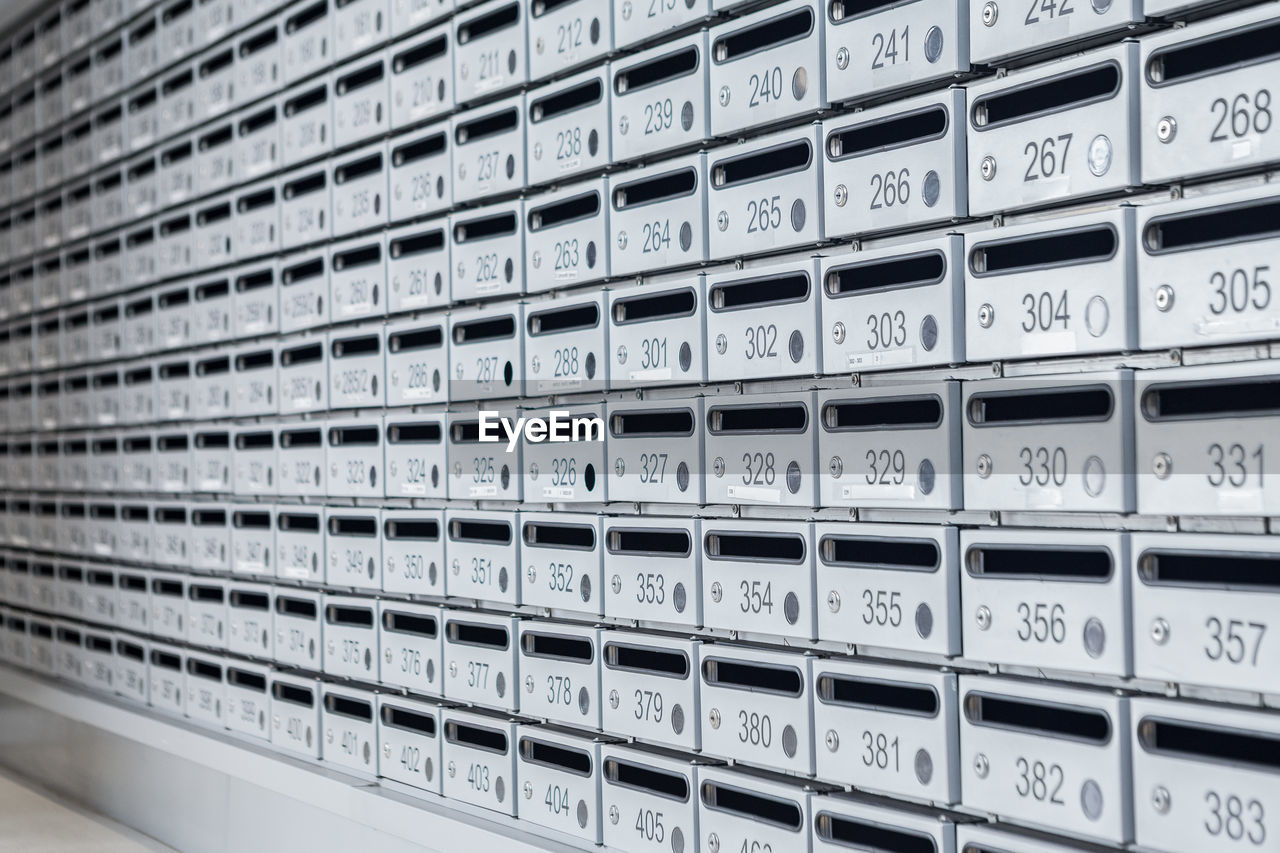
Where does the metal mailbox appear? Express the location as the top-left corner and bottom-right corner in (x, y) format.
(191, 428), (232, 490)
(320, 684), (378, 776)
(198, 0), (236, 48)
(525, 66), (610, 187)
(1140, 5), (1280, 185)
(155, 283), (193, 353)
(232, 428), (277, 498)
(270, 672), (322, 759)
(232, 342), (278, 417)
(160, 0), (197, 64)
(149, 571), (188, 641)
(158, 137), (197, 207)
(113, 636), (149, 705)
(602, 516), (701, 627)
(385, 315), (448, 408)
(527, 0), (611, 81)
(817, 382), (962, 511)
(194, 46), (237, 123)
(330, 233), (387, 321)
(440, 708), (519, 815)
(962, 370), (1135, 513)
(118, 504), (154, 566)
(712, 127), (825, 258)
(334, 0), (389, 61)
(155, 359), (191, 422)
(237, 102), (282, 182)
(152, 502), (191, 569)
(186, 576), (228, 647)
(121, 293), (156, 358)
(194, 197), (237, 270)
(442, 610), (519, 710)
(280, 249), (330, 333)
(524, 180), (609, 294)
(388, 125), (452, 222)
(701, 519), (816, 640)
(278, 336), (329, 414)
(378, 600), (443, 696)
(606, 275), (708, 388)
(190, 505), (232, 574)
(705, 259), (822, 381)
(226, 581), (274, 659)
(225, 661), (272, 741)
(450, 202), (525, 301)
(452, 0), (528, 105)
(87, 503), (118, 559)
(448, 300), (525, 400)
(91, 235), (125, 300)
(515, 726), (607, 844)
(698, 767), (813, 853)
(78, 628), (112, 692)
(388, 24), (453, 129)
(233, 262), (278, 338)
(61, 501), (90, 556)
(56, 563), (87, 618)
(90, 434), (122, 492)
(812, 795), (957, 853)
(970, 0), (1140, 65)
(155, 216), (193, 286)
(231, 504), (275, 575)
(959, 675), (1132, 844)
(235, 180), (281, 260)
(280, 164), (331, 251)
(445, 406), (522, 500)
(54, 623), (81, 682)
(383, 412), (448, 498)
(607, 398), (704, 506)
(444, 509), (520, 604)
(155, 431), (193, 494)
(29, 561), (58, 614)
(92, 38), (126, 103)
(124, 223), (158, 292)
(452, 95), (526, 204)
(967, 42), (1140, 215)
(611, 31), (711, 162)
(1139, 361), (1280, 517)
(332, 141), (388, 237)
(523, 290), (607, 394)
(704, 391), (819, 508)
(520, 402), (607, 503)
(121, 432), (155, 492)
(283, 0), (332, 86)
(381, 509), (446, 596)
(273, 588), (324, 670)
(387, 219), (450, 313)
(64, 187), (94, 246)
(84, 565), (117, 624)
(599, 631), (701, 751)
(333, 55), (390, 150)
(281, 79), (333, 168)
(322, 593), (379, 681)
(148, 643), (185, 715)
(237, 22), (281, 106)
(324, 506), (382, 589)
(517, 621), (601, 728)
(196, 122), (237, 197)
(610, 152), (708, 277)
(376, 695), (445, 797)
(275, 504), (326, 581)
(328, 326), (385, 409)
(192, 274), (234, 348)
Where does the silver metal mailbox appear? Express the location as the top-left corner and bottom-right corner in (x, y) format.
(698, 766), (813, 853)
(440, 708), (519, 815)
(599, 631), (701, 751)
(237, 102), (281, 182)
(124, 223), (158, 292)
(155, 283), (194, 354)
(159, 0), (197, 64)
(705, 259), (822, 381)
(275, 504), (326, 581)
(280, 79), (332, 168)
(121, 432), (155, 492)
(84, 565), (117, 624)
(333, 54), (390, 150)
(970, 0), (1140, 65)
(225, 662), (272, 741)
(280, 163), (331, 251)
(521, 402), (607, 503)
(332, 141), (388, 237)
(389, 24), (453, 129)
(191, 427), (232, 490)
(523, 289), (607, 394)
(330, 233), (387, 321)
(152, 502), (191, 570)
(712, 127), (824, 258)
(87, 503), (118, 559)
(384, 315), (448, 408)
(388, 124), (452, 222)
(273, 588), (324, 670)
(92, 37), (126, 103)
(322, 593), (379, 681)
(525, 66), (609, 187)
(1141, 5), (1280, 185)
(270, 672), (322, 759)
(232, 263), (278, 339)
(452, 95), (526, 204)
(387, 219), (450, 313)
(283, 0), (332, 86)
(376, 694), (443, 794)
(610, 152), (708, 277)
(189, 503), (232, 574)
(127, 87), (160, 154)
(278, 336), (329, 414)
(1137, 361), (1280, 517)
(442, 609), (519, 710)
(334, 0), (389, 61)
(64, 186), (94, 246)
(450, 201), (525, 301)
(814, 521), (960, 658)
(320, 684), (378, 776)
(967, 42), (1140, 216)
(147, 642), (186, 715)
(83, 630), (116, 693)
(602, 517), (701, 627)
(448, 300), (525, 399)
(444, 509), (520, 605)
(118, 504), (153, 567)
(155, 214), (194, 285)
(607, 397), (704, 506)
(702, 519), (817, 641)
(186, 576), (228, 647)
(524, 180), (609, 294)
(325, 506), (382, 589)
(378, 600), (443, 696)
(452, 0), (528, 104)
(607, 274), (707, 388)
(527, 0), (611, 81)
(194, 196), (237, 269)
(113, 635), (149, 705)
(154, 431), (193, 495)
(611, 31), (711, 162)
(962, 370), (1135, 513)
(159, 136), (197, 207)
(515, 726), (608, 844)
(194, 46), (237, 123)
(517, 621), (601, 728)
(818, 382), (962, 511)
(1131, 697), (1280, 853)
(959, 675), (1132, 844)
(149, 570), (188, 641)
(55, 621), (84, 684)
(55, 563), (87, 619)
(231, 504), (275, 575)
(226, 581), (274, 659)
(237, 21), (281, 106)
(154, 357), (192, 422)
(90, 434), (122, 492)
(381, 509), (446, 596)
(328, 326), (385, 410)
(120, 293), (154, 359)
(280, 249), (330, 333)
(117, 364), (152, 428)
(232, 427), (277, 499)
(704, 391), (819, 508)
(812, 795), (956, 853)
(519, 512), (603, 615)
(230, 342), (277, 418)
(198, 0), (236, 48)
(446, 407), (523, 500)
(235, 179), (281, 261)
(383, 412), (448, 499)
(196, 121), (237, 197)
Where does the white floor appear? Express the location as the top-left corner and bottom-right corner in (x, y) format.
(0, 767), (175, 853)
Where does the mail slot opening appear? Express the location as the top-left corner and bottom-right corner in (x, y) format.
(520, 738), (591, 775)
(333, 244), (382, 269)
(712, 272), (810, 310)
(384, 610), (438, 637)
(235, 431), (273, 451)
(382, 705), (438, 736)
(706, 531), (805, 562)
(190, 584), (225, 603)
(968, 386), (1114, 425)
(162, 69), (194, 97)
(31, 623), (54, 641)
(56, 627), (82, 645)
(284, 171), (326, 198)
(606, 528), (693, 558)
(825, 251), (947, 297)
(605, 643), (689, 677)
(522, 632), (595, 663)
(336, 60), (384, 95)
(198, 49), (234, 77)
(454, 315), (516, 343)
(974, 63), (1121, 128)
(228, 668), (267, 691)
(238, 187), (277, 212)
(528, 193), (601, 232)
(158, 287), (191, 309)
(393, 132), (447, 167)
(388, 422), (444, 444)
(89, 505), (117, 521)
(817, 674), (939, 715)
(385, 518), (441, 540)
(449, 519), (512, 544)
(1147, 19), (1280, 86)
(151, 650), (181, 670)
(117, 640), (145, 661)
(458, 2), (519, 43)
(196, 357), (230, 377)
(532, 79), (603, 122)
(280, 428), (322, 449)
(230, 589), (270, 609)
(158, 362), (190, 381)
(281, 342), (323, 367)
(335, 152), (383, 183)
(121, 505), (149, 523)
(1138, 550), (1280, 590)
(284, 84), (328, 117)
(610, 408), (696, 437)
(605, 759), (689, 800)
(1145, 198), (1280, 254)
(702, 658), (804, 695)
(276, 596), (317, 618)
(970, 225), (1117, 275)
(815, 812), (937, 853)
(614, 168), (697, 209)
(715, 139), (813, 186)
(714, 7), (814, 62)
(700, 782), (804, 830)
(187, 658), (222, 680)
(327, 604), (375, 627)
(445, 720), (508, 753)
(286, 0), (326, 33)
(1142, 376), (1280, 421)
(454, 211), (518, 242)
(613, 287), (697, 323)
(964, 692), (1111, 744)
(447, 620), (509, 648)
(965, 545), (1112, 580)
(332, 335), (381, 359)
(615, 45), (698, 94)
(394, 34), (448, 74)
(235, 349), (275, 372)
(324, 693), (373, 720)
(239, 105), (277, 135)
(273, 682), (315, 706)
(823, 395), (943, 431)
(329, 515), (378, 537)
(390, 229), (446, 258)
(523, 522), (596, 550)
(283, 258), (326, 286)
(709, 403), (808, 433)
(456, 108), (520, 145)
(1138, 717), (1280, 771)
(192, 509), (228, 527)
(278, 512), (320, 532)
(528, 303), (601, 336)
(820, 535), (941, 571)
